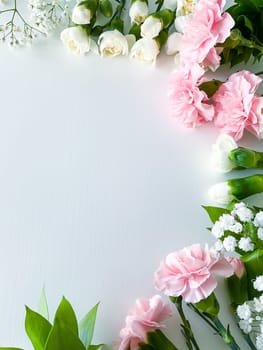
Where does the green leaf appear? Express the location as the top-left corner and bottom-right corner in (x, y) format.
(99, 0), (113, 17)
(25, 306), (52, 350)
(193, 293), (219, 319)
(88, 345), (104, 350)
(226, 272), (248, 309)
(242, 249), (263, 298)
(54, 297), (78, 335)
(79, 303), (99, 348)
(38, 288), (49, 321)
(44, 322), (86, 350)
(147, 330), (178, 350)
(202, 206), (228, 224)
(199, 80), (222, 98)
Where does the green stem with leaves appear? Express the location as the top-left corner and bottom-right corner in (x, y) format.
(170, 297), (200, 350)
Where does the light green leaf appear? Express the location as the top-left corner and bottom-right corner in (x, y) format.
(202, 206), (227, 224)
(54, 297), (78, 335)
(88, 344), (104, 350)
(44, 322), (86, 350)
(79, 303), (99, 349)
(25, 306), (52, 350)
(38, 288), (49, 321)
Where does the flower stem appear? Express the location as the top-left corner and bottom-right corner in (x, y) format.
(242, 334), (257, 350)
(213, 318), (241, 350)
(170, 297), (200, 350)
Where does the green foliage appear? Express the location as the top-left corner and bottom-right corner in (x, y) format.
(79, 303), (99, 349)
(202, 206), (228, 224)
(220, 0), (263, 66)
(199, 80), (222, 98)
(38, 288), (49, 321)
(0, 295), (102, 350)
(194, 293), (220, 320)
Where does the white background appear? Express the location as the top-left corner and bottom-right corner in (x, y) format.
(0, 33), (262, 349)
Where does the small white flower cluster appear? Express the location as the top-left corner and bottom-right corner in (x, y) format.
(237, 279), (263, 350)
(28, 0), (73, 35)
(212, 202), (257, 254)
(0, 2), (43, 46)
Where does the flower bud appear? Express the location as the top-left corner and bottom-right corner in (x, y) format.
(72, 0), (98, 24)
(211, 134), (237, 173)
(129, 0), (148, 24)
(60, 26), (96, 55)
(98, 30), (135, 57)
(141, 9), (173, 39)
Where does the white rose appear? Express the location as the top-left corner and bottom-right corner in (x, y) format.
(98, 30), (135, 57)
(131, 37), (160, 63)
(72, 4), (92, 25)
(208, 182), (234, 204)
(211, 134), (237, 173)
(174, 0), (198, 33)
(163, 0), (177, 10)
(141, 16), (162, 39)
(60, 26), (96, 55)
(129, 0), (148, 24)
(165, 32), (182, 55)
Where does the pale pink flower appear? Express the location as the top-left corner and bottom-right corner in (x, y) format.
(154, 244), (233, 303)
(168, 63), (214, 127)
(213, 70), (263, 141)
(115, 295), (172, 350)
(226, 257), (245, 279)
(180, 0), (234, 70)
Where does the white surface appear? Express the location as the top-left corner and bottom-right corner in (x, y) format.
(0, 39), (262, 350)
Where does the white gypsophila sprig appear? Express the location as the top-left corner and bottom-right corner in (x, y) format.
(254, 276), (263, 292)
(231, 202), (254, 223)
(28, 0), (73, 35)
(223, 236), (237, 252)
(0, 0), (44, 46)
(237, 296), (263, 349)
(211, 213), (243, 239)
(254, 212), (263, 227)
(238, 237), (254, 252)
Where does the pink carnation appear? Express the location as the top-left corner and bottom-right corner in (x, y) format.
(168, 63), (214, 127)
(226, 257), (245, 279)
(180, 0), (234, 70)
(213, 70), (263, 140)
(115, 295), (172, 350)
(154, 244), (233, 303)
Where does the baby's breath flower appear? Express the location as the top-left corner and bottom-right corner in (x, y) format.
(238, 237), (254, 252)
(258, 228), (263, 240)
(235, 206), (254, 222)
(223, 236), (237, 252)
(254, 276), (263, 292)
(255, 212), (263, 227)
(237, 303), (251, 321)
(211, 221), (224, 238)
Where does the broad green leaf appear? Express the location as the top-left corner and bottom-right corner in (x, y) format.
(199, 80), (222, 98)
(25, 306), (52, 350)
(193, 293), (220, 319)
(38, 288), (49, 321)
(202, 206), (227, 224)
(54, 297), (78, 335)
(79, 303), (99, 348)
(88, 344), (104, 350)
(147, 330), (178, 350)
(44, 322), (85, 350)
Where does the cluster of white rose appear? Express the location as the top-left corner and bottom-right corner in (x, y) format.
(237, 277), (263, 350)
(212, 202), (263, 255)
(60, 0), (197, 62)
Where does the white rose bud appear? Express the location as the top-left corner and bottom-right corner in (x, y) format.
(98, 30), (135, 57)
(163, 0), (177, 10)
(141, 16), (162, 39)
(60, 26), (96, 55)
(211, 134), (238, 173)
(130, 37), (160, 63)
(72, 4), (92, 24)
(129, 0), (148, 24)
(208, 182), (234, 204)
(174, 0), (198, 33)
(165, 32), (182, 55)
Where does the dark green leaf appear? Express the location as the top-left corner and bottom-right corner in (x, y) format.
(25, 306), (52, 350)
(193, 293), (219, 319)
(0, 348), (24, 350)
(54, 297), (78, 335)
(147, 330), (178, 350)
(44, 322), (86, 350)
(199, 80), (222, 98)
(79, 303), (99, 349)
